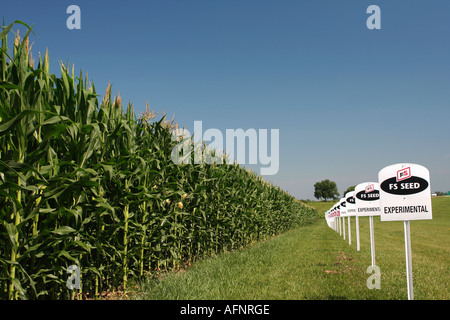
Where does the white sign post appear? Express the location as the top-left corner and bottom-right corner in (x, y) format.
(330, 207), (334, 232)
(340, 198), (347, 240)
(335, 206), (340, 234)
(379, 163), (432, 300)
(333, 208), (337, 233)
(345, 192), (356, 246)
(335, 203), (342, 236)
(354, 182), (381, 267)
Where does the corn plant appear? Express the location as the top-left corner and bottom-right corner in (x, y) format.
(0, 20), (318, 300)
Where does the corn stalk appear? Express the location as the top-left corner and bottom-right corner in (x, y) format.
(0, 19), (319, 300)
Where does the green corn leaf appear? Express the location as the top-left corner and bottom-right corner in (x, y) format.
(52, 226), (76, 236)
(0, 109), (41, 134)
(0, 81), (24, 92)
(3, 222), (18, 252)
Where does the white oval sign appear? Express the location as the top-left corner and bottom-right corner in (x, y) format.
(354, 182), (381, 217)
(339, 198), (347, 216)
(345, 191), (356, 216)
(378, 163), (432, 221)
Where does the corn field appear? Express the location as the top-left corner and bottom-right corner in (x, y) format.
(0, 21), (318, 299)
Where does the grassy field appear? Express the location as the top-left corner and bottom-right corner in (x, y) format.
(133, 197), (450, 300)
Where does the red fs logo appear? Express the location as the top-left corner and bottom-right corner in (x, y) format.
(396, 167), (411, 182)
(365, 184), (375, 193)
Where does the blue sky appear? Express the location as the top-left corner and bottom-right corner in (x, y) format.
(2, 0), (449, 199)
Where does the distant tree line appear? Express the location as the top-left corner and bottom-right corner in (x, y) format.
(313, 179), (339, 201)
(312, 181), (360, 202)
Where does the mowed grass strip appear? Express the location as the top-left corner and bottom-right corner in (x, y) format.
(134, 197), (450, 300)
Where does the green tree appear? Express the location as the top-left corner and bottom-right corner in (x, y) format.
(314, 180), (340, 201)
(343, 185), (356, 196)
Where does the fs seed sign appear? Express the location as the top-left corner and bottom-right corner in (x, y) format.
(354, 182), (381, 217)
(345, 192), (356, 216)
(340, 198), (347, 216)
(378, 163), (433, 300)
(378, 163), (432, 221)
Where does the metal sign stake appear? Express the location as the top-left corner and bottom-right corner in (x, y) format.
(355, 216), (360, 251)
(348, 217), (351, 245)
(343, 216), (346, 240)
(404, 220), (414, 300)
(369, 216), (376, 267)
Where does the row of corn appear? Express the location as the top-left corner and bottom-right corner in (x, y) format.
(0, 21), (318, 299)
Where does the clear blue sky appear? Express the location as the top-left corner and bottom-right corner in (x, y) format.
(2, 0), (449, 200)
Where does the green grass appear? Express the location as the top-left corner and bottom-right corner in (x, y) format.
(133, 197), (450, 300)
(303, 200), (335, 217)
